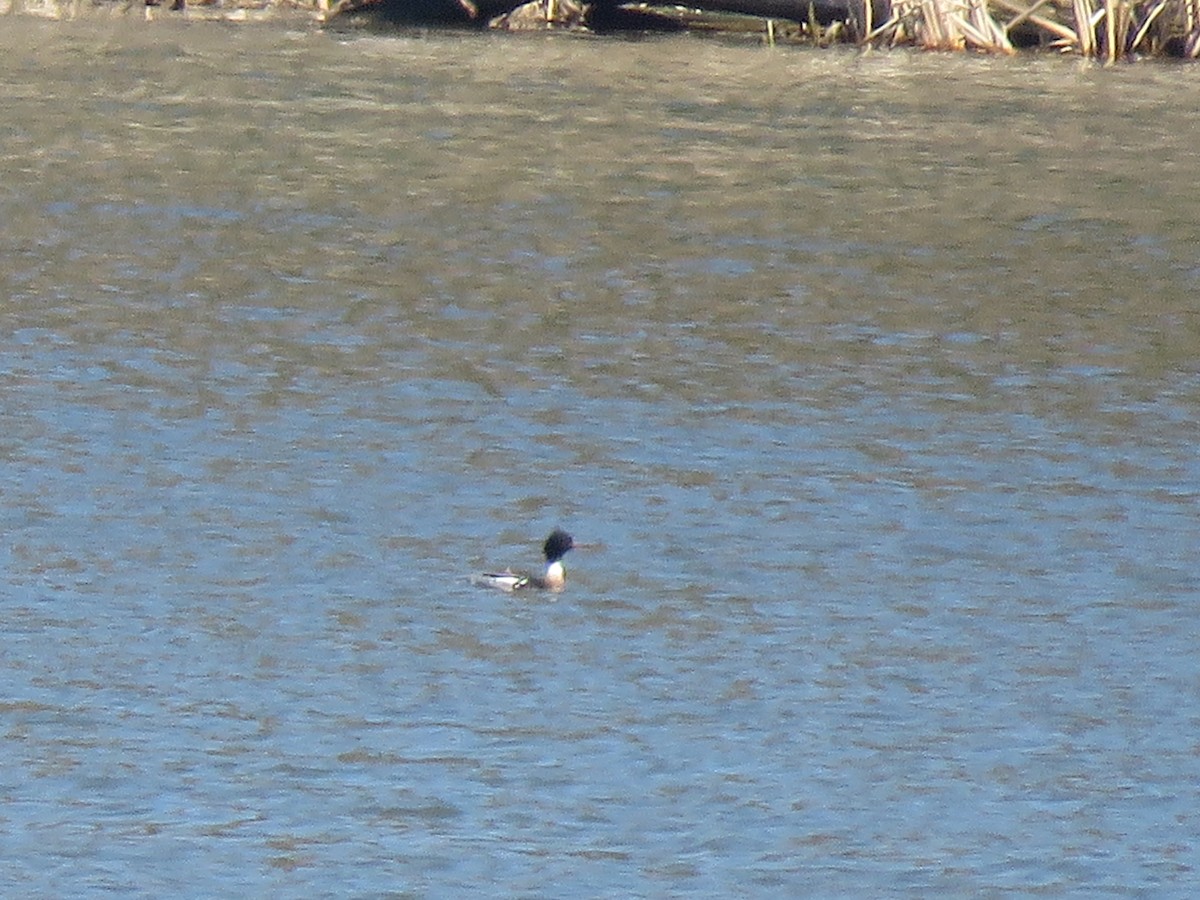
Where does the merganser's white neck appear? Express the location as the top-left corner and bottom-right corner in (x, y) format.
(543, 559), (565, 589)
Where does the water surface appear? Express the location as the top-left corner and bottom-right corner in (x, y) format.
(2, 18), (1200, 896)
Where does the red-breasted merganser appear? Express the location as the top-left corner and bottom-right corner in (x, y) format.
(471, 529), (575, 592)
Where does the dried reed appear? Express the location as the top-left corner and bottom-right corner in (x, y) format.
(868, 0), (1013, 50)
(1000, 0), (1200, 56)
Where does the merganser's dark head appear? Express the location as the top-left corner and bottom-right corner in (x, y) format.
(543, 528), (574, 563)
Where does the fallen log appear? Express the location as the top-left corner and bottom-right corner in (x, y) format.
(326, 0), (882, 28)
(601, 0), (889, 26)
(327, 0), (518, 24)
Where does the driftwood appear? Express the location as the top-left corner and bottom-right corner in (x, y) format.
(632, 0), (888, 26)
(326, 0), (882, 27)
(324, 0), (499, 23)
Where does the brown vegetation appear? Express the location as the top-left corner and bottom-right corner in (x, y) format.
(12, 0), (1198, 59)
(324, 0), (1200, 59)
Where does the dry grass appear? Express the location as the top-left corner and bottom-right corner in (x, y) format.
(865, 0), (1014, 50)
(989, 0), (1200, 56)
(858, 0), (1200, 57)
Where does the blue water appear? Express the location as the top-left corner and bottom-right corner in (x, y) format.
(3, 19), (1200, 897)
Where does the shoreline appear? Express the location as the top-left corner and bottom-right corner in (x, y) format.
(6, 0), (1199, 60)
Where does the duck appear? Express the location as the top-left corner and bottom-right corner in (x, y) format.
(471, 528), (575, 592)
